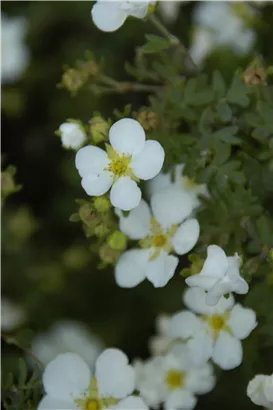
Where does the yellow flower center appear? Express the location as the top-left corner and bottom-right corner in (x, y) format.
(206, 313), (231, 341)
(153, 234), (167, 247)
(165, 369), (185, 390)
(76, 377), (118, 410)
(107, 153), (131, 177)
(85, 399), (100, 410)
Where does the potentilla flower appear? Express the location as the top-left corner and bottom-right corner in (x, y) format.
(148, 164), (208, 210)
(38, 349), (148, 410)
(247, 374), (273, 410)
(169, 287), (257, 370)
(31, 320), (103, 368)
(115, 187), (200, 288)
(1, 297), (25, 331)
(185, 245), (249, 305)
(149, 314), (174, 356)
(58, 122), (86, 150)
(91, 1), (155, 32)
(1, 14), (30, 83)
(134, 344), (215, 410)
(76, 118), (164, 211)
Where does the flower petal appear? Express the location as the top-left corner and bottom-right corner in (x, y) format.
(146, 252), (178, 288)
(187, 330), (214, 367)
(91, 2), (127, 32)
(171, 218), (200, 255)
(118, 200), (151, 239)
(81, 171), (113, 196)
(96, 348), (135, 399)
(131, 140), (165, 181)
(110, 176), (141, 211)
(75, 146), (109, 178)
(187, 362), (215, 394)
(38, 395), (77, 410)
(43, 353), (91, 401)
(151, 187), (195, 229)
(247, 375), (271, 408)
(200, 245), (228, 278)
(109, 118), (145, 156)
(185, 274), (218, 291)
(170, 311), (202, 339)
(183, 287), (234, 315)
(147, 172), (172, 198)
(115, 249), (149, 288)
(164, 389), (197, 410)
(212, 331), (242, 370)
(113, 396), (149, 410)
(228, 304), (257, 340)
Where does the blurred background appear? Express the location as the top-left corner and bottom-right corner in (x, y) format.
(1, 2), (273, 409)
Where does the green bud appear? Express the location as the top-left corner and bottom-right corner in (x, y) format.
(79, 203), (98, 227)
(89, 116), (109, 144)
(94, 196), (111, 212)
(107, 231), (127, 251)
(94, 224), (111, 238)
(99, 243), (120, 265)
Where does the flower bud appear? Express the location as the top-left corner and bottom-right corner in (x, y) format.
(89, 116), (109, 144)
(58, 122), (86, 150)
(136, 110), (160, 132)
(107, 231), (127, 251)
(94, 196), (111, 212)
(99, 243), (121, 265)
(61, 68), (87, 94)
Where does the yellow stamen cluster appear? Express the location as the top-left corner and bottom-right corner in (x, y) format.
(165, 369), (185, 390)
(76, 377), (118, 410)
(107, 153), (131, 177)
(205, 313), (231, 341)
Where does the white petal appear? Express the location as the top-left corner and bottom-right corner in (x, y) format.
(38, 395), (77, 410)
(115, 249), (149, 288)
(228, 304), (257, 340)
(110, 177), (141, 211)
(264, 375), (273, 404)
(109, 118), (145, 156)
(91, 2), (127, 32)
(131, 140), (165, 181)
(75, 146), (109, 178)
(171, 219), (200, 255)
(200, 245), (228, 278)
(187, 363), (215, 395)
(151, 187), (195, 229)
(164, 389), (197, 410)
(118, 200), (151, 239)
(147, 172), (172, 198)
(146, 252), (178, 288)
(81, 171), (113, 196)
(247, 375), (271, 408)
(183, 287), (234, 315)
(114, 396), (149, 410)
(170, 311), (202, 339)
(212, 331), (242, 370)
(185, 274), (218, 291)
(121, 2), (149, 18)
(96, 348), (135, 399)
(187, 330), (214, 367)
(43, 353), (91, 401)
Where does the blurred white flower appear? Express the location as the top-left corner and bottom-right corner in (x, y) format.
(1, 297), (25, 331)
(38, 349), (148, 410)
(1, 14), (29, 83)
(31, 321), (103, 367)
(190, 1), (255, 64)
(247, 374), (273, 410)
(135, 344), (215, 410)
(170, 288), (257, 370)
(115, 187), (200, 288)
(76, 118), (164, 211)
(185, 245), (249, 305)
(148, 164), (208, 210)
(149, 314), (174, 356)
(91, 0), (155, 32)
(158, 1), (181, 24)
(58, 123), (86, 150)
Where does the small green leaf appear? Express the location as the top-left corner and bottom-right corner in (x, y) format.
(212, 70), (226, 99)
(216, 101), (232, 122)
(69, 213), (81, 222)
(227, 73), (249, 107)
(213, 126), (240, 144)
(139, 35), (170, 54)
(18, 358), (28, 387)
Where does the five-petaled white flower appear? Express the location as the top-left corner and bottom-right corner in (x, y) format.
(169, 287), (257, 370)
(59, 123), (86, 150)
(185, 244), (249, 305)
(148, 164), (208, 210)
(91, 1), (155, 32)
(1, 14), (30, 83)
(31, 320), (103, 368)
(38, 349), (148, 410)
(134, 344), (215, 410)
(247, 374), (273, 410)
(76, 118), (164, 211)
(115, 186), (200, 288)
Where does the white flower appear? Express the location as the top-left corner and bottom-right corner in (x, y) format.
(76, 118), (165, 211)
(31, 321), (103, 367)
(149, 314), (174, 356)
(38, 349), (148, 410)
(247, 374), (273, 410)
(191, 2), (255, 64)
(1, 297), (25, 331)
(91, 1), (155, 32)
(59, 123), (86, 150)
(1, 14), (29, 83)
(158, 1), (181, 24)
(115, 187), (200, 288)
(185, 245), (249, 305)
(135, 344), (215, 410)
(148, 164), (208, 210)
(170, 287), (257, 370)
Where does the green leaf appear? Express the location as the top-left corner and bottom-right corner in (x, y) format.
(227, 73), (249, 107)
(139, 35), (170, 54)
(18, 358), (28, 387)
(213, 126), (241, 144)
(216, 101), (232, 122)
(213, 142), (231, 165)
(256, 215), (273, 246)
(69, 213), (81, 222)
(212, 70), (226, 99)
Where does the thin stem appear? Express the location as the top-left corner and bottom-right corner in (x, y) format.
(148, 14), (198, 73)
(1, 333), (45, 368)
(97, 74), (163, 94)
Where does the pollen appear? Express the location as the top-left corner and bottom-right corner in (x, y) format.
(107, 153), (131, 177)
(165, 369), (185, 390)
(210, 315), (225, 330)
(153, 234), (167, 247)
(85, 400), (100, 410)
